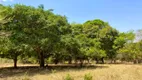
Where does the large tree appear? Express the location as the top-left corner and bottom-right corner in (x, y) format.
(82, 19), (118, 63)
(0, 4), (70, 67)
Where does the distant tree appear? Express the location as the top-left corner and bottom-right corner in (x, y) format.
(83, 19), (118, 63)
(116, 31), (137, 63)
(99, 26), (118, 62)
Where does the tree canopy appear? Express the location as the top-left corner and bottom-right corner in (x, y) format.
(0, 4), (142, 68)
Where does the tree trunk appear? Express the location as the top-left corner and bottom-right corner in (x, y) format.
(68, 58), (72, 64)
(111, 59), (113, 63)
(138, 59), (142, 63)
(35, 47), (45, 68)
(101, 57), (104, 64)
(13, 54), (18, 68)
(134, 59), (138, 64)
(114, 59), (116, 63)
(40, 52), (44, 67)
(75, 59), (77, 64)
(80, 59), (83, 67)
(87, 59), (90, 64)
(54, 59), (59, 64)
(95, 58), (99, 64)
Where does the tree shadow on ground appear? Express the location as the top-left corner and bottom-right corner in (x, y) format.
(0, 64), (108, 78)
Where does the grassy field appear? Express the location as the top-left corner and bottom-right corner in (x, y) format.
(0, 63), (142, 80)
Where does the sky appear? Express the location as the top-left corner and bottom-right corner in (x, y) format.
(0, 0), (142, 32)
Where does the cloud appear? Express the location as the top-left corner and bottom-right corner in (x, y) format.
(2, 0), (7, 2)
(0, 0), (13, 2)
(1, 0), (7, 2)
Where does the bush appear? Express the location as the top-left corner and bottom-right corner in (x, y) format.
(0, 58), (13, 63)
(51, 69), (57, 73)
(21, 72), (31, 80)
(84, 73), (93, 80)
(46, 57), (54, 64)
(64, 74), (74, 80)
(19, 57), (37, 64)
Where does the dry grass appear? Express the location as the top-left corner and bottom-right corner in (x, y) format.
(0, 64), (142, 80)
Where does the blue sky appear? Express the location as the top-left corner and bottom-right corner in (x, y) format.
(1, 0), (142, 32)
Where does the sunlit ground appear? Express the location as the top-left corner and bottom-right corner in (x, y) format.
(0, 63), (142, 80)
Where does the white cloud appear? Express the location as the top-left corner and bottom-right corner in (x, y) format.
(0, 0), (13, 2)
(2, 0), (7, 2)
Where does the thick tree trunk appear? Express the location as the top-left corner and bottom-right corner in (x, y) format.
(35, 47), (45, 68)
(40, 52), (44, 67)
(54, 59), (59, 64)
(13, 54), (18, 68)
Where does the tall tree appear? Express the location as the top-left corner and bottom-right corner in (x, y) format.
(99, 26), (119, 62)
(83, 19), (118, 63)
(0, 4), (70, 67)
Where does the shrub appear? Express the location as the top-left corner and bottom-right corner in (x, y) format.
(21, 72), (31, 80)
(19, 57), (37, 64)
(46, 57), (54, 64)
(84, 73), (93, 80)
(51, 69), (57, 73)
(64, 74), (74, 80)
(0, 58), (13, 63)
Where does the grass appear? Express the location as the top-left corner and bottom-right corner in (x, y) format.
(0, 63), (142, 80)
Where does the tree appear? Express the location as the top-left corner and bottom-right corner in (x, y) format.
(118, 43), (140, 63)
(82, 19), (118, 63)
(115, 31), (137, 63)
(0, 4), (70, 67)
(99, 26), (118, 62)
(113, 31), (135, 62)
(1, 4), (140, 66)
(0, 36), (28, 68)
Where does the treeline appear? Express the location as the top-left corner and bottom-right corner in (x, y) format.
(0, 4), (142, 68)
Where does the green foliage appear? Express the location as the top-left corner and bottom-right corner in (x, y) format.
(0, 58), (13, 63)
(64, 74), (74, 80)
(19, 57), (37, 64)
(0, 4), (70, 67)
(114, 31), (136, 61)
(118, 43), (137, 61)
(22, 72), (31, 80)
(118, 40), (142, 62)
(113, 31), (135, 50)
(46, 57), (54, 64)
(84, 73), (93, 80)
(51, 69), (57, 73)
(1, 3), (142, 68)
